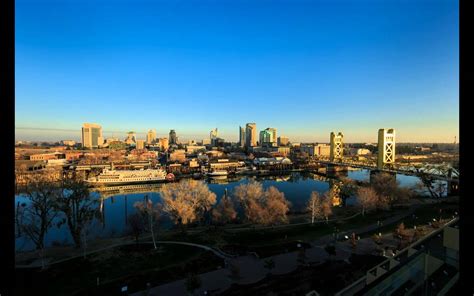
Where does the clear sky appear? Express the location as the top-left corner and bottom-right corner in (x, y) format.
(15, 0), (459, 143)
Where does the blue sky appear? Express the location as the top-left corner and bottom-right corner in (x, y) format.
(15, 0), (459, 143)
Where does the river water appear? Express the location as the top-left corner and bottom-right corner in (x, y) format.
(15, 169), (441, 252)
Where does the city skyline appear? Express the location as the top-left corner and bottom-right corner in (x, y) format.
(15, 124), (458, 144)
(15, 0), (459, 143)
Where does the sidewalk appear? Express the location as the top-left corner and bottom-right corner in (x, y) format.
(132, 208), (419, 296)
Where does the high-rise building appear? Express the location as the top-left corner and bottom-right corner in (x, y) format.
(210, 128), (218, 140)
(259, 129), (273, 145)
(136, 139), (145, 150)
(147, 129), (157, 144)
(239, 126), (246, 147)
(245, 123), (257, 147)
(125, 131), (136, 145)
(278, 136), (289, 146)
(266, 128), (277, 143)
(158, 138), (169, 151)
(81, 123), (103, 149)
(169, 129), (177, 145)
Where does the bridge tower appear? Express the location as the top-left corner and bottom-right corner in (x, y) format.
(377, 128), (396, 170)
(330, 132), (344, 162)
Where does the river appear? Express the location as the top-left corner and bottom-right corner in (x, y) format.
(15, 169), (443, 252)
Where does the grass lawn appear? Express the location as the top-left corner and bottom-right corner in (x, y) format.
(15, 243), (224, 296)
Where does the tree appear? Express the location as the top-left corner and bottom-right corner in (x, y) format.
(20, 175), (61, 269)
(234, 181), (265, 222)
(234, 182), (290, 225)
(21, 175), (60, 251)
(393, 222), (410, 248)
(15, 201), (27, 238)
(350, 232), (357, 250)
(134, 197), (161, 249)
(356, 187), (379, 216)
(307, 191), (332, 224)
(370, 172), (404, 204)
(321, 193), (333, 223)
(264, 186), (291, 225)
(212, 195), (238, 225)
(264, 258), (275, 275)
(184, 273), (202, 295)
(127, 212), (146, 244)
(307, 191), (322, 224)
(339, 177), (357, 201)
(160, 180), (217, 228)
(54, 176), (98, 249)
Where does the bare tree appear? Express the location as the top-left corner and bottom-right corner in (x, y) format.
(212, 195), (237, 225)
(54, 176), (98, 249)
(356, 187), (379, 216)
(160, 180), (216, 228)
(127, 212), (146, 244)
(234, 181), (265, 222)
(19, 175), (61, 269)
(393, 222), (408, 248)
(370, 172), (404, 204)
(264, 186), (291, 225)
(339, 177), (357, 201)
(350, 232), (357, 250)
(307, 191), (322, 224)
(321, 193), (333, 223)
(21, 175), (60, 251)
(233, 182), (290, 225)
(134, 197), (161, 249)
(307, 191), (332, 224)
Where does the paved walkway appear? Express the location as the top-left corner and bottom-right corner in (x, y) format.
(16, 240), (233, 268)
(132, 207), (421, 296)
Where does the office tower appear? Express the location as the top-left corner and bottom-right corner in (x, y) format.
(125, 131), (136, 145)
(239, 126), (246, 147)
(81, 123), (103, 149)
(136, 139), (145, 150)
(278, 136), (289, 146)
(259, 129), (273, 145)
(147, 129), (157, 144)
(210, 128), (218, 140)
(158, 138), (169, 151)
(245, 123), (257, 147)
(169, 129), (177, 145)
(266, 128), (277, 143)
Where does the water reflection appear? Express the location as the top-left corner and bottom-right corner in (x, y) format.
(15, 169), (444, 252)
(329, 180), (342, 207)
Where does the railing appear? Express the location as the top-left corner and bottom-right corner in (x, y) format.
(335, 217), (459, 296)
(314, 159), (458, 182)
